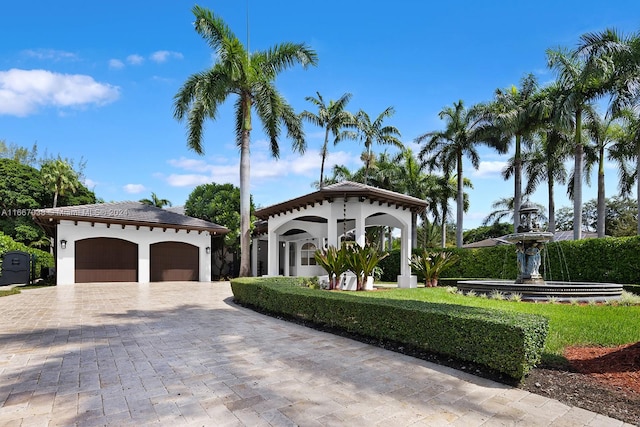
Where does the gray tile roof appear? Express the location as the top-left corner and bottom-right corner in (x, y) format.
(33, 201), (229, 235)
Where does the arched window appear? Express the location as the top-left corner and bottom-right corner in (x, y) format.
(301, 242), (317, 266)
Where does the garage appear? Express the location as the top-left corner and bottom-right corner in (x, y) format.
(75, 237), (138, 283)
(150, 241), (199, 282)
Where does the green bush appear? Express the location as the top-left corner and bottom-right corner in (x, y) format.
(231, 277), (548, 380)
(0, 232), (54, 280)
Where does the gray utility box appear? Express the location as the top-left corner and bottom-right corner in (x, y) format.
(0, 251), (32, 286)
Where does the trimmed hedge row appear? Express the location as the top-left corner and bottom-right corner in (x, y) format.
(231, 277), (549, 380)
(379, 236), (640, 286)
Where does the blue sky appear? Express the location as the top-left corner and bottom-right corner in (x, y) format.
(2, 1), (640, 230)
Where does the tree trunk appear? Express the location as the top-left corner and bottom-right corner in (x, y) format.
(239, 96), (252, 277)
(513, 134), (522, 231)
(573, 110), (583, 241)
(597, 146), (606, 238)
(319, 128), (329, 188)
(637, 149), (640, 235)
(411, 212), (417, 249)
(456, 151), (464, 248)
(440, 202), (447, 248)
(547, 169), (556, 236)
(53, 191), (59, 209)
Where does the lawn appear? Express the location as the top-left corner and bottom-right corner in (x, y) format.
(359, 287), (640, 357)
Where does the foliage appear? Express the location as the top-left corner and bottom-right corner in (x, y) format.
(139, 192), (172, 208)
(314, 245), (348, 290)
(0, 141), (39, 166)
(463, 223), (514, 244)
(410, 250), (460, 287)
(0, 232), (54, 280)
(231, 277), (549, 380)
(343, 244), (389, 291)
(40, 157), (79, 208)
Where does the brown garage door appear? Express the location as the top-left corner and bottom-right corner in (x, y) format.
(75, 238), (138, 283)
(150, 242), (199, 282)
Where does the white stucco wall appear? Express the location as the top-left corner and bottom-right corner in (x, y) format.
(56, 220), (212, 285)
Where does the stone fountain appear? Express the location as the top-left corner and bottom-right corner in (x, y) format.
(458, 202), (623, 302)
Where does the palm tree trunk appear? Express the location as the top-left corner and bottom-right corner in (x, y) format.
(636, 149), (640, 235)
(547, 169), (556, 235)
(573, 110), (583, 241)
(514, 134), (522, 230)
(239, 97), (252, 278)
(319, 129), (329, 188)
(597, 146), (606, 238)
(411, 212), (417, 249)
(53, 191), (59, 209)
(456, 151), (464, 248)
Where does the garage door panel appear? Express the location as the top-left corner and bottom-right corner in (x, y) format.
(75, 238), (138, 283)
(150, 242), (199, 282)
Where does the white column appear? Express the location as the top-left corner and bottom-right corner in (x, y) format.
(355, 204), (366, 248)
(284, 242), (290, 276)
(267, 229), (279, 276)
(398, 223), (417, 288)
(57, 238), (74, 285)
(139, 243), (150, 283)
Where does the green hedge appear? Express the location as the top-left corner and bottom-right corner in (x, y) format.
(231, 277), (548, 380)
(379, 236), (640, 285)
(0, 233), (54, 280)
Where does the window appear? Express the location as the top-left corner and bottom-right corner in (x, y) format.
(301, 242), (317, 266)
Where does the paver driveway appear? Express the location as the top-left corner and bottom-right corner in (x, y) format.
(0, 282), (631, 426)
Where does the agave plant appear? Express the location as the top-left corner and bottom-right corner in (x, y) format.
(343, 244), (389, 291)
(409, 250), (460, 287)
(314, 245), (348, 290)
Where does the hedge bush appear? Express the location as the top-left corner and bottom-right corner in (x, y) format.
(231, 277), (548, 380)
(0, 232), (54, 280)
(379, 236), (640, 285)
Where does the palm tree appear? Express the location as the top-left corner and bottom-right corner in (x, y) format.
(301, 92), (357, 188)
(173, 6), (317, 277)
(613, 108), (640, 234)
(483, 196), (547, 227)
(416, 100), (507, 247)
(583, 107), (626, 237)
(40, 158), (78, 208)
(140, 192), (172, 208)
(490, 74), (542, 230)
(355, 107), (403, 184)
(547, 46), (609, 240)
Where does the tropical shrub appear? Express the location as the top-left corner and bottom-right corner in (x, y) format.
(410, 250), (460, 287)
(314, 245), (347, 290)
(343, 244), (388, 290)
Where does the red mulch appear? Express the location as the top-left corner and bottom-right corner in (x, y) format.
(564, 342), (640, 394)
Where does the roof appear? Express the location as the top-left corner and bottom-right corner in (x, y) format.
(33, 201), (229, 235)
(254, 181), (428, 220)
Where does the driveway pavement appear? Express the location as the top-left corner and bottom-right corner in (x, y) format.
(0, 282), (631, 426)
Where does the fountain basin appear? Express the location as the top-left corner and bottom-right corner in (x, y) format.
(457, 280), (624, 302)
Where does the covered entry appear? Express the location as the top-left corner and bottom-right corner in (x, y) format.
(75, 237), (138, 283)
(150, 242), (199, 282)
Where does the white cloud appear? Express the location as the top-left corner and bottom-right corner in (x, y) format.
(0, 69), (120, 116)
(472, 160), (507, 177)
(84, 178), (98, 189)
(22, 49), (78, 61)
(166, 174), (211, 187)
(108, 59), (125, 69)
(127, 54), (144, 65)
(123, 183), (146, 194)
(150, 50), (183, 63)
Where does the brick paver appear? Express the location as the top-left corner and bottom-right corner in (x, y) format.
(0, 282), (632, 426)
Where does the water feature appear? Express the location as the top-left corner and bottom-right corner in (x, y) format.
(458, 202), (623, 302)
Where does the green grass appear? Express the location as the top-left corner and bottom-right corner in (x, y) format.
(358, 287), (640, 359)
(0, 288), (20, 297)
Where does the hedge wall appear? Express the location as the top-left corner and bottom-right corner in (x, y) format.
(378, 236), (640, 286)
(231, 277), (548, 380)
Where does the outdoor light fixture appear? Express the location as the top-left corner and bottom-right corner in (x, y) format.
(205, 247), (211, 254)
(60, 240), (67, 249)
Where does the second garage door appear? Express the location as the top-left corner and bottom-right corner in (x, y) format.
(150, 241), (199, 282)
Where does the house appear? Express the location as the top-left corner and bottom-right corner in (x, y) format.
(252, 181), (428, 288)
(33, 202), (229, 285)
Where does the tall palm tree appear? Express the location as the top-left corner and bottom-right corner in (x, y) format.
(416, 100), (507, 247)
(355, 107), (403, 184)
(583, 107), (626, 237)
(140, 192), (172, 208)
(490, 73), (542, 230)
(173, 6), (317, 277)
(547, 46), (610, 240)
(40, 158), (78, 208)
(613, 108), (640, 234)
(301, 92), (357, 188)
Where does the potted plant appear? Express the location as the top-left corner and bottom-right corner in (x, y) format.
(344, 244), (388, 291)
(410, 250), (459, 287)
(314, 245), (347, 290)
